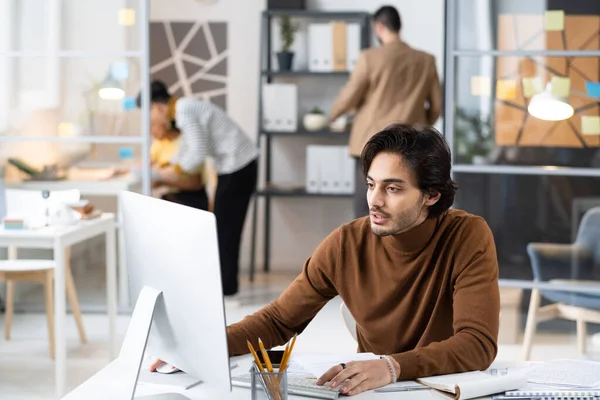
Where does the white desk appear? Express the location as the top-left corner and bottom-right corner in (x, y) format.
(4, 174), (140, 196)
(0, 214), (118, 398)
(63, 355), (520, 400)
(5, 174), (141, 309)
(62, 355), (438, 400)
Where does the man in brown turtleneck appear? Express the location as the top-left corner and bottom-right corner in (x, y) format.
(225, 124), (499, 396)
(151, 124), (500, 396)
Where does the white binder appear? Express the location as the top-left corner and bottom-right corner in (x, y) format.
(306, 145), (357, 194)
(306, 145), (321, 193)
(313, 146), (340, 194)
(262, 83), (297, 132)
(346, 23), (361, 72)
(328, 146), (344, 194)
(340, 146), (355, 194)
(308, 23), (333, 72)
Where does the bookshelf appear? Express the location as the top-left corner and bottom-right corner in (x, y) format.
(248, 9), (371, 280)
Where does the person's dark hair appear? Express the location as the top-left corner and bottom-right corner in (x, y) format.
(373, 5), (402, 32)
(136, 80), (171, 108)
(360, 124), (457, 218)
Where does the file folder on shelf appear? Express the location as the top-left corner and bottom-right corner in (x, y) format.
(308, 24), (333, 72)
(305, 145), (355, 194)
(332, 21), (347, 71)
(262, 83), (298, 132)
(346, 23), (361, 71)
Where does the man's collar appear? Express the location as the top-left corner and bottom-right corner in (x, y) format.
(381, 216), (438, 255)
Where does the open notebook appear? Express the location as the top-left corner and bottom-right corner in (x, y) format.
(416, 370), (527, 400)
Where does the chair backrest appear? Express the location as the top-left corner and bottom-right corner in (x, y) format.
(4, 188), (80, 226)
(575, 207), (600, 261)
(340, 302), (358, 342)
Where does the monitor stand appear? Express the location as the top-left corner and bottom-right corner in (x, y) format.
(118, 285), (203, 399)
(61, 286), (216, 400)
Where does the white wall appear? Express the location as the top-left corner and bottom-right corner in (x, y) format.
(150, 0), (445, 272)
(150, 0), (263, 141)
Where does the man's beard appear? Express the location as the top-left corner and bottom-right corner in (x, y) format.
(370, 198), (424, 236)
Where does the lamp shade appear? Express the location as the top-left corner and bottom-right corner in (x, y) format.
(98, 75), (125, 100)
(527, 82), (573, 121)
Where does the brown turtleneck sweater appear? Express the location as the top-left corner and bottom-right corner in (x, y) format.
(226, 209), (500, 380)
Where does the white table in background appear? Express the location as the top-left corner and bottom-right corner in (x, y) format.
(5, 174), (141, 310)
(0, 213), (118, 398)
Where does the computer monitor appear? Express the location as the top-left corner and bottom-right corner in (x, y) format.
(120, 190), (231, 396)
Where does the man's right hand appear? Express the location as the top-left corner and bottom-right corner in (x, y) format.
(149, 358), (164, 372)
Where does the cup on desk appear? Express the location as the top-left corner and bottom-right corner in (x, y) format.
(250, 363), (288, 400)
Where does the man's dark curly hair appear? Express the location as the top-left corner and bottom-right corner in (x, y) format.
(360, 124), (458, 218)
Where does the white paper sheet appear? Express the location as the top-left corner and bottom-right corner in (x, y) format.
(528, 359), (600, 388)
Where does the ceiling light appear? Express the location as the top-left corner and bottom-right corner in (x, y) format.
(527, 82), (574, 121)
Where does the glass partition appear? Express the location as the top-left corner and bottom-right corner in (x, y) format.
(447, 0), (600, 174)
(0, 0), (150, 312)
(447, 0), (600, 362)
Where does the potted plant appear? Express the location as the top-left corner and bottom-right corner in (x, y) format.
(454, 107), (494, 164)
(303, 106), (329, 131)
(277, 14), (299, 71)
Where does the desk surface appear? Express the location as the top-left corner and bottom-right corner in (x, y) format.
(0, 213), (116, 250)
(0, 213), (115, 238)
(63, 356), (522, 400)
(5, 173), (141, 196)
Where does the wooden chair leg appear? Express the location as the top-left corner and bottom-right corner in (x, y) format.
(65, 247), (86, 343)
(577, 319), (587, 354)
(44, 270), (55, 359)
(4, 280), (15, 340)
(522, 288), (541, 361)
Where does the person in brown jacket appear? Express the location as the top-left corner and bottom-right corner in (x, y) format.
(329, 5), (443, 218)
(150, 124), (500, 397)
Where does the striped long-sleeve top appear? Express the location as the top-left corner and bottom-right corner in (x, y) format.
(171, 97), (258, 175)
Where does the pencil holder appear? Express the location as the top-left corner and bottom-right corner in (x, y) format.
(250, 363), (288, 400)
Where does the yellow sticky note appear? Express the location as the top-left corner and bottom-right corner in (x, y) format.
(551, 76), (570, 98)
(496, 79), (517, 100)
(545, 10), (565, 31)
(522, 77), (543, 98)
(58, 122), (74, 137)
(118, 8), (136, 26)
(582, 116), (600, 135)
(470, 76), (491, 96)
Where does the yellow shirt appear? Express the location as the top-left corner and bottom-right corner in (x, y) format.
(150, 137), (204, 192)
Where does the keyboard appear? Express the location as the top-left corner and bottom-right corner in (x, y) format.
(232, 374), (340, 399)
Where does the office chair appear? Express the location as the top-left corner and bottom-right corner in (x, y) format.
(340, 302), (358, 342)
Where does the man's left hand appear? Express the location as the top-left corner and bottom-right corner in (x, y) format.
(315, 359), (398, 396)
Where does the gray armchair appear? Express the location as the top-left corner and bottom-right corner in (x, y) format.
(523, 206), (600, 360)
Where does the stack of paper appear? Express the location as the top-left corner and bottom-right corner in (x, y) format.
(504, 359), (600, 398)
(528, 359), (600, 388)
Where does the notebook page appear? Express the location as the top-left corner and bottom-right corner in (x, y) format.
(418, 371), (527, 400)
(457, 374), (527, 399)
(418, 371), (491, 392)
(528, 359), (600, 388)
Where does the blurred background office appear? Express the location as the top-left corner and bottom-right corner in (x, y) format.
(2, 0), (600, 399)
